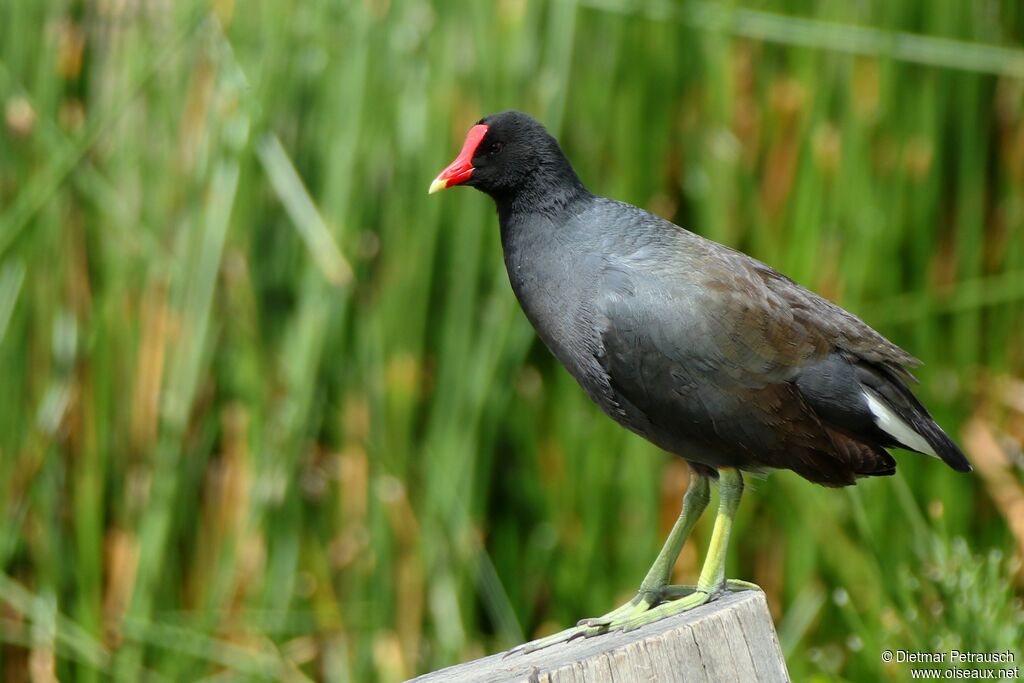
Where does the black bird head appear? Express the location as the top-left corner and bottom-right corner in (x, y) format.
(430, 110), (586, 205)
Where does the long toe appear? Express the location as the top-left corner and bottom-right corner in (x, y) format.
(659, 584), (700, 599)
(507, 626), (585, 657)
(725, 579), (761, 592)
(575, 593), (652, 628)
(616, 589), (712, 632)
(516, 581), (748, 655)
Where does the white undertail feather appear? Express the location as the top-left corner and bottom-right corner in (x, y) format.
(863, 389), (938, 457)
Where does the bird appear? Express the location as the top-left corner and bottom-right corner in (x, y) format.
(428, 110), (972, 651)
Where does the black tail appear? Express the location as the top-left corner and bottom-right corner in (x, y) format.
(856, 363), (972, 473)
(913, 415), (972, 472)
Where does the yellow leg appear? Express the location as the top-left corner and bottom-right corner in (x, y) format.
(511, 468), (758, 656)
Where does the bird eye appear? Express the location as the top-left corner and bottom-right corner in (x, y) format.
(488, 141), (503, 155)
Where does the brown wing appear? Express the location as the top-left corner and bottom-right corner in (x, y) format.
(598, 238), (911, 485)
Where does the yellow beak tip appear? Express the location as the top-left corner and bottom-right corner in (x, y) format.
(428, 178), (448, 195)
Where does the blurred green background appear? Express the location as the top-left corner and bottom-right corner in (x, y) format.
(2, 0), (1024, 680)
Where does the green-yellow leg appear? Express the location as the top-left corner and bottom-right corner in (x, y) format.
(511, 467), (757, 656)
(575, 471), (710, 627)
(513, 470), (712, 655)
(605, 467), (754, 631)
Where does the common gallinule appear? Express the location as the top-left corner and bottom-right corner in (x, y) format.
(429, 110), (971, 650)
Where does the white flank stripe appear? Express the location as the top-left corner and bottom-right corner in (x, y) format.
(863, 389), (938, 457)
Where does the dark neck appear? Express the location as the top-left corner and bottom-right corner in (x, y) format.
(492, 164), (591, 229)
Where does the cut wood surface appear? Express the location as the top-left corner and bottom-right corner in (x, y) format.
(410, 589), (790, 683)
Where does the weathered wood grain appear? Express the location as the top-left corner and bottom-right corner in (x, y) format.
(410, 589), (790, 683)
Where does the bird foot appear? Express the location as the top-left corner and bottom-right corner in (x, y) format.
(507, 580), (760, 657)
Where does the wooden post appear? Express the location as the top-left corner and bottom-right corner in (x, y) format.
(410, 590), (790, 683)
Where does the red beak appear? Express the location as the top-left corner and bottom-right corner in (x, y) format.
(429, 124), (489, 194)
